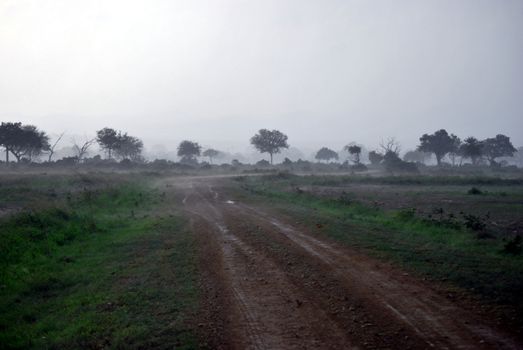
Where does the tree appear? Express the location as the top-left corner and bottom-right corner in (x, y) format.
(114, 134), (143, 161)
(0, 122), (21, 162)
(417, 129), (457, 166)
(0, 122), (50, 162)
(315, 147), (338, 162)
(403, 150), (431, 164)
(447, 134), (462, 166)
(202, 148), (220, 164)
(178, 140), (201, 162)
(368, 151), (384, 165)
(72, 138), (95, 163)
(20, 125), (50, 162)
(344, 144), (362, 164)
(250, 129), (289, 164)
(482, 134), (517, 166)
(380, 138), (401, 156)
(459, 137), (483, 165)
(96, 127), (119, 159)
(47, 132), (65, 162)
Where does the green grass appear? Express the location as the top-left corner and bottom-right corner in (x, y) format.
(0, 177), (200, 349)
(256, 172), (523, 186)
(236, 176), (523, 322)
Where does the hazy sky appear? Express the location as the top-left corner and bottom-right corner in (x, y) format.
(1, 0), (522, 154)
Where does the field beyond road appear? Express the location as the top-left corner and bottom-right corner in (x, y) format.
(1, 172), (523, 349)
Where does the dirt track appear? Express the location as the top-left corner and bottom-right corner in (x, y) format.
(172, 177), (521, 349)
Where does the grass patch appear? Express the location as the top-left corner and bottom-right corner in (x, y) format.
(0, 176), (200, 349)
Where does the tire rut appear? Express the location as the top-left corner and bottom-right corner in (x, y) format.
(182, 181), (354, 349)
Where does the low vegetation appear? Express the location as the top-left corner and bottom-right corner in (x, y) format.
(0, 175), (200, 349)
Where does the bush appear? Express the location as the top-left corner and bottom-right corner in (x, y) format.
(467, 187), (483, 195)
(395, 208), (416, 221)
(503, 236), (522, 255)
(463, 214), (487, 231)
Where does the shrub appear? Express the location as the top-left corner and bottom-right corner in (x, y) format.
(503, 236), (522, 255)
(463, 214), (487, 231)
(395, 208), (416, 221)
(467, 187), (483, 195)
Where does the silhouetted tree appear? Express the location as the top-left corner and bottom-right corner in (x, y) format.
(202, 148), (220, 164)
(482, 134), (517, 166)
(447, 134), (462, 166)
(0, 122), (20, 162)
(178, 140), (201, 162)
(114, 134), (143, 161)
(459, 137), (483, 165)
(0, 122), (50, 162)
(47, 132), (65, 162)
(315, 147), (338, 162)
(345, 144), (362, 164)
(403, 150), (431, 164)
(72, 138), (95, 163)
(368, 151), (384, 165)
(96, 127), (119, 159)
(250, 129), (289, 164)
(417, 129), (457, 166)
(380, 138), (401, 156)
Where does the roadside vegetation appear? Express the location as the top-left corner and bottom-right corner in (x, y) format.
(0, 174), (200, 349)
(235, 174), (523, 325)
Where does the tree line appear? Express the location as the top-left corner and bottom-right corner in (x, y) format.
(0, 122), (519, 168)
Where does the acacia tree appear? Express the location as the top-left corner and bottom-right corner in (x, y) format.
(417, 129), (457, 166)
(315, 147), (338, 163)
(345, 144), (362, 164)
(96, 127), (119, 159)
(250, 129), (289, 164)
(0, 122), (50, 162)
(482, 134), (517, 166)
(459, 137), (483, 165)
(178, 140), (201, 163)
(202, 148), (220, 164)
(114, 134), (143, 161)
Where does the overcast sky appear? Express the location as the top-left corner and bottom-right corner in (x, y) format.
(1, 0), (522, 154)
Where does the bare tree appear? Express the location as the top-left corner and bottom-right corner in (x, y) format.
(380, 137), (401, 155)
(47, 132), (65, 162)
(72, 138), (95, 163)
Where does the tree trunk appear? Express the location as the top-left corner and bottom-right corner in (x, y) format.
(436, 155), (441, 166)
(270, 153), (273, 165)
(5, 147), (8, 163)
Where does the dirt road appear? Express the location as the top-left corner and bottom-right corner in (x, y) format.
(172, 177), (520, 349)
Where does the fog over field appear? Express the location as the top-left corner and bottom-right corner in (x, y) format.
(1, 0), (522, 155)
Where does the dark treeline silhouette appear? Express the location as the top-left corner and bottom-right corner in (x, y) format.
(0, 123), (521, 171)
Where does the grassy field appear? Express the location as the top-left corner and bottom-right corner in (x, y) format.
(234, 174), (523, 326)
(0, 173), (200, 349)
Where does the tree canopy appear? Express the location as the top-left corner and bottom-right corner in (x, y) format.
(482, 134), (516, 166)
(178, 140), (201, 162)
(345, 144), (362, 164)
(417, 129), (457, 166)
(368, 151), (384, 165)
(315, 147), (338, 162)
(250, 129), (289, 164)
(96, 128), (143, 161)
(459, 137), (483, 165)
(0, 122), (50, 162)
(202, 148), (220, 164)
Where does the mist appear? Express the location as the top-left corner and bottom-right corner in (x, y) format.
(1, 0), (522, 154)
